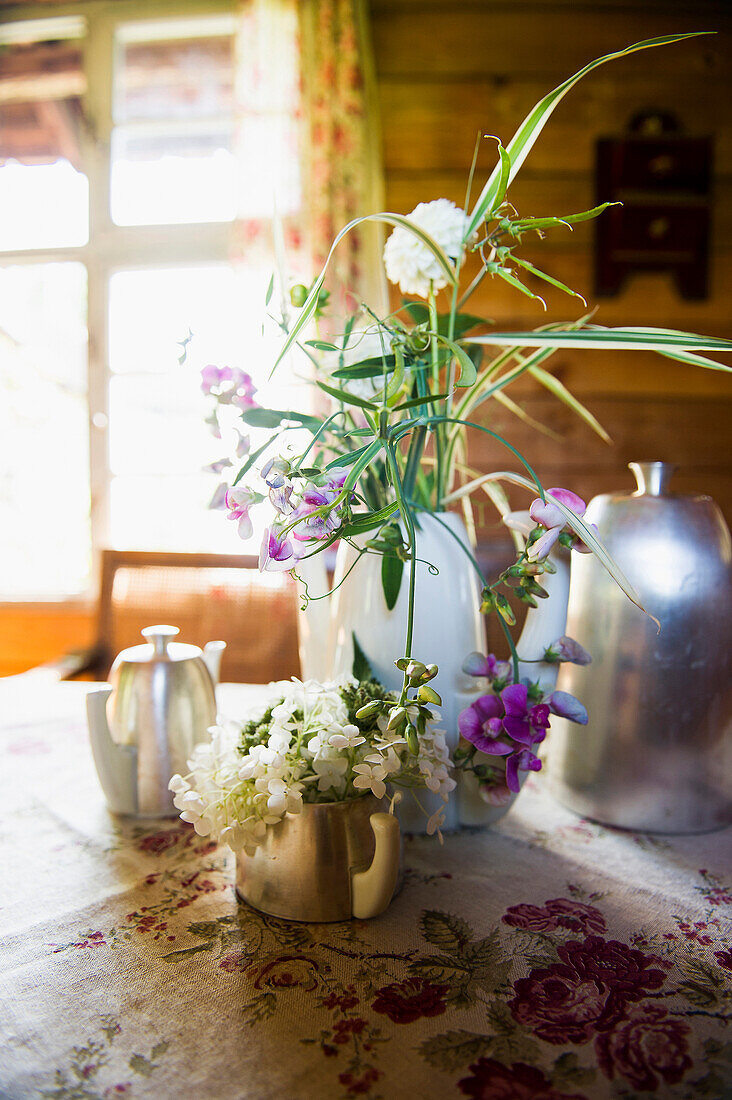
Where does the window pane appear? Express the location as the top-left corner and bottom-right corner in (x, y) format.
(107, 264), (303, 553)
(0, 262), (90, 598)
(110, 125), (236, 225)
(115, 28), (235, 123)
(111, 20), (236, 226)
(0, 35), (88, 248)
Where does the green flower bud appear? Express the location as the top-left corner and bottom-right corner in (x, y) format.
(387, 706), (407, 731)
(495, 593), (516, 625)
(417, 684), (442, 706)
(355, 700), (382, 720)
(405, 724), (419, 755)
(290, 283), (308, 307)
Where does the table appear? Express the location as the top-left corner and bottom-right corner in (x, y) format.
(1, 678), (730, 1099)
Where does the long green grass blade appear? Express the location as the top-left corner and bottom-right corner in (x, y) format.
(528, 365), (612, 444)
(272, 213), (457, 372)
(465, 33), (712, 241)
(466, 328), (732, 353)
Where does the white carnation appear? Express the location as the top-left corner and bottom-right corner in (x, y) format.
(383, 199), (470, 298)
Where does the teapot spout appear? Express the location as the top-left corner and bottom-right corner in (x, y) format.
(86, 686), (138, 815)
(350, 812), (400, 919)
(203, 640), (226, 686)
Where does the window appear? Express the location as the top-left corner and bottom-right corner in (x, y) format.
(0, 2), (302, 600)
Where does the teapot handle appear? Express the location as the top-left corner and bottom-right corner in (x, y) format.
(87, 687), (139, 815)
(203, 640), (226, 686)
(350, 812), (400, 919)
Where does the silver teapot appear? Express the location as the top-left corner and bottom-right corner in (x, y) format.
(86, 626), (225, 817)
(549, 462), (732, 833)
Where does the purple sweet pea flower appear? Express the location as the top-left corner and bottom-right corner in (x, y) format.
(462, 652), (499, 678)
(506, 748), (542, 793)
(501, 683), (552, 746)
(458, 695), (513, 756)
(544, 635), (592, 666)
(548, 690), (588, 725)
(259, 527), (297, 572)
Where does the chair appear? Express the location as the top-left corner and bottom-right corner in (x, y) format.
(67, 550), (302, 683)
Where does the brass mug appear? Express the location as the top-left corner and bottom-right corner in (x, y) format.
(236, 795), (401, 922)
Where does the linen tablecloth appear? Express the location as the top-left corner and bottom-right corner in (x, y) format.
(1, 678), (730, 1099)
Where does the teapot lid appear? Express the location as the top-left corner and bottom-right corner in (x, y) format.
(115, 625), (202, 664)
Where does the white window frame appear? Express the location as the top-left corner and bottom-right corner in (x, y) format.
(0, 0), (239, 605)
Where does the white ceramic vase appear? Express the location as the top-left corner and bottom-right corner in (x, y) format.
(328, 511), (484, 832)
(454, 543), (571, 827)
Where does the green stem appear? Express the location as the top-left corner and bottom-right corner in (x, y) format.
(427, 285), (446, 506)
(385, 445), (417, 701)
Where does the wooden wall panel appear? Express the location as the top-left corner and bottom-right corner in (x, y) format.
(371, 0), (732, 529)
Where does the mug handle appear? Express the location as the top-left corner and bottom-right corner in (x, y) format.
(350, 812), (400, 919)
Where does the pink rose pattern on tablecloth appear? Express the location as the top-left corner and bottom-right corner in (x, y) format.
(34, 801), (732, 1099)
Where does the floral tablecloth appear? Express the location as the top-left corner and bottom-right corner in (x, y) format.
(1, 678), (730, 1100)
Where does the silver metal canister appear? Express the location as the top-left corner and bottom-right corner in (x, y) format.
(549, 462), (732, 833)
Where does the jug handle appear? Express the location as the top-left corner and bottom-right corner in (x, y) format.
(350, 812), (400, 919)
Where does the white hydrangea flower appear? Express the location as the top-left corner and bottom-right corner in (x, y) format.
(352, 761), (387, 800)
(383, 199), (470, 298)
(329, 723), (366, 750)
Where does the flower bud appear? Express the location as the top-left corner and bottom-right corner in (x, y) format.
(355, 700), (383, 720)
(495, 593), (516, 625)
(387, 706), (407, 731)
(290, 284), (308, 307)
(405, 724), (419, 755)
(417, 684), (442, 706)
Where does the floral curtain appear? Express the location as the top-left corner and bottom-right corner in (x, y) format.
(298, 0), (387, 317)
(231, 0), (386, 318)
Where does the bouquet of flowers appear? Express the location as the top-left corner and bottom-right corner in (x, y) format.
(170, 674), (456, 847)
(197, 33), (731, 809)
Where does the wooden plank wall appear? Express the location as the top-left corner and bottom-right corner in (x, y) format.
(371, 0), (732, 540)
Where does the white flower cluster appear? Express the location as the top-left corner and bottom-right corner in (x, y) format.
(383, 199), (470, 298)
(169, 678), (455, 852)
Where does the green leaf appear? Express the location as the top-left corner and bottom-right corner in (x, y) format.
(316, 379), (379, 410)
(342, 439), (384, 492)
(352, 632), (374, 682)
(305, 339), (339, 351)
(345, 502), (400, 535)
(513, 256), (587, 306)
(528, 365), (612, 443)
(381, 551), (404, 610)
(273, 212), (458, 371)
(514, 201), (619, 229)
(264, 273), (274, 306)
(495, 267), (547, 308)
(325, 444), (372, 470)
(418, 1031), (494, 1074)
(465, 33), (713, 241)
(332, 354), (396, 380)
(393, 392), (449, 411)
(240, 407), (322, 430)
(421, 910), (475, 954)
(440, 337), (478, 388)
(492, 138), (512, 212)
(466, 327), (732, 353)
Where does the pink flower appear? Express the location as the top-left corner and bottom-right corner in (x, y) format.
(528, 487), (593, 560)
(225, 486), (258, 539)
(259, 526), (297, 572)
